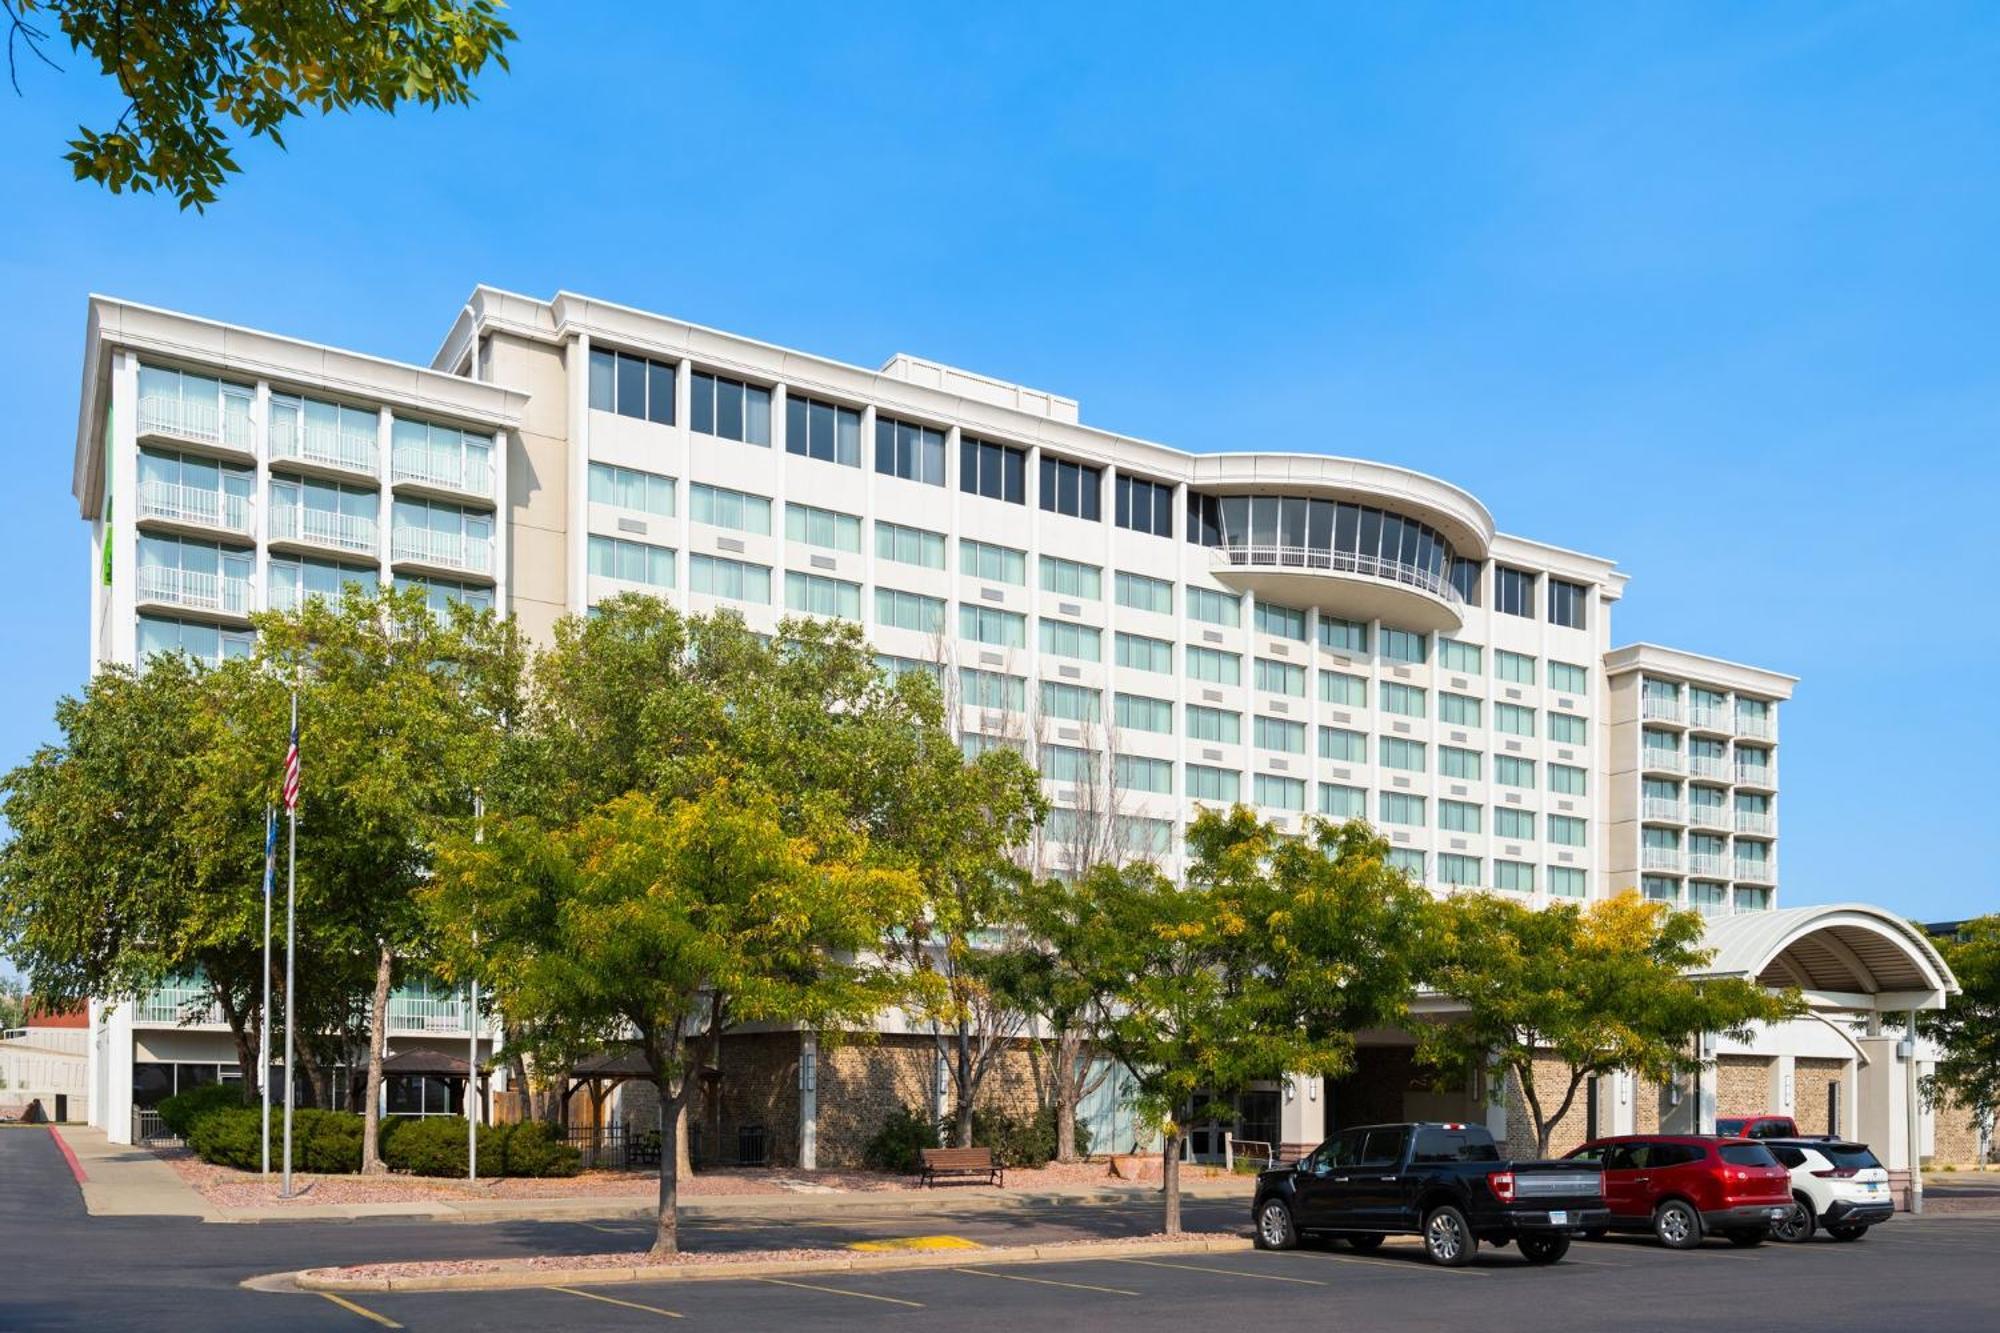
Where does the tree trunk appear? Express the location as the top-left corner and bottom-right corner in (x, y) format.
(360, 945), (393, 1175)
(953, 1025), (976, 1147)
(1053, 1029), (1082, 1163)
(676, 1098), (694, 1179)
(654, 1075), (686, 1257)
(1161, 1127), (1183, 1235)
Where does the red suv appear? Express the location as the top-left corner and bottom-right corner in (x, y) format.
(1717, 1115), (1800, 1140)
(1564, 1135), (1793, 1249)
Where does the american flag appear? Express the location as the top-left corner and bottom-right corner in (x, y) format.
(281, 719), (301, 813)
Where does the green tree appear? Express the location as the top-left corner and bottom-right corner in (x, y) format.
(1920, 915), (2000, 1135)
(5, 0), (514, 208)
(1070, 809), (1434, 1234)
(429, 784), (918, 1256)
(1421, 889), (1802, 1156)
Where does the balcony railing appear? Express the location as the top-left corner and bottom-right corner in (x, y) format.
(1736, 713), (1776, 741)
(1642, 748), (1686, 775)
(138, 394), (254, 452)
(134, 985), (224, 1026)
(1641, 695), (1684, 724)
(387, 992), (468, 1035)
(137, 566), (252, 616)
(1208, 544), (1463, 606)
(271, 418), (377, 474)
(1689, 754), (1730, 780)
(1734, 858), (1777, 884)
(1735, 763), (1776, 787)
(1641, 846), (1684, 872)
(392, 446), (493, 498)
(1688, 704), (1732, 732)
(137, 480), (254, 535)
(392, 527), (492, 575)
(269, 505), (379, 556)
(1642, 798), (1685, 823)
(1735, 810), (1776, 837)
(1689, 803), (1731, 829)
(1688, 851), (1729, 877)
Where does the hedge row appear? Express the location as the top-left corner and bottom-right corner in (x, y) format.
(184, 1107), (580, 1177)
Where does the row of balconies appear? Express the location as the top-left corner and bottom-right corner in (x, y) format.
(1639, 845), (1777, 882)
(1638, 692), (1777, 741)
(1639, 797), (1776, 835)
(1639, 746), (1775, 787)
(138, 394), (494, 501)
(131, 983), (485, 1035)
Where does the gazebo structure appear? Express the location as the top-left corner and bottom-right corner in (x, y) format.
(371, 1047), (490, 1120)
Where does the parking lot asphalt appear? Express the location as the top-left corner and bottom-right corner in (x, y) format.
(6, 1127), (1997, 1332)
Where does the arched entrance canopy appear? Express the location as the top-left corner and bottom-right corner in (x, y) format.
(1696, 903), (1958, 1014)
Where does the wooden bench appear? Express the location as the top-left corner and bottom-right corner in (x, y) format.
(918, 1145), (1004, 1188)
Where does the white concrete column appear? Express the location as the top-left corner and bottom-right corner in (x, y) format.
(1906, 1010), (1924, 1214)
(798, 1033), (818, 1170)
(109, 351), (141, 667)
(565, 336), (593, 613)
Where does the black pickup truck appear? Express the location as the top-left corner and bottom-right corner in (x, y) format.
(1252, 1122), (1609, 1266)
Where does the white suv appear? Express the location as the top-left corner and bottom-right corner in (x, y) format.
(1766, 1140), (1893, 1242)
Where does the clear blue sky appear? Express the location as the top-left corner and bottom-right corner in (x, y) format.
(1, 3), (1993, 923)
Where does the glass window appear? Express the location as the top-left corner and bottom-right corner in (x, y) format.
(1495, 807), (1535, 841)
(1547, 867), (1587, 898)
(959, 436), (1028, 504)
(784, 503), (863, 553)
(1495, 755), (1536, 789)
(1320, 617), (1367, 653)
(875, 415), (946, 486)
(1548, 578), (1588, 629)
(1115, 474), (1175, 537)
(587, 462), (675, 516)
(1320, 672), (1366, 707)
(876, 587), (946, 634)
(875, 520), (947, 569)
(1386, 847), (1427, 880)
(960, 605), (1026, 648)
(1255, 774), (1305, 811)
(1040, 680), (1102, 722)
(1440, 746), (1482, 780)
(689, 482), (772, 535)
(1449, 558), (1483, 606)
(1440, 800), (1482, 834)
(1186, 646), (1241, 686)
(688, 552), (770, 604)
(1186, 705), (1240, 744)
(1438, 853), (1481, 887)
(1382, 683), (1427, 718)
(1187, 586), (1241, 627)
(961, 538), (1028, 585)
(1254, 658), (1305, 697)
(1187, 764), (1240, 802)
(690, 370), (771, 444)
(1254, 601), (1307, 642)
(1115, 631), (1174, 674)
(1439, 639), (1483, 674)
(784, 570), (861, 619)
(1038, 619), (1101, 662)
(959, 667), (1026, 712)
(1379, 792), (1426, 826)
(1495, 703), (1536, 737)
(1494, 861), (1535, 893)
(1319, 727), (1365, 763)
(1549, 763), (1588, 796)
(588, 347), (676, 425)
(1039, 456), (1102, 521)
(1495, 566), (1537, 618)
(268, 556), (376, 611)
(785, 394), (862, 467)
(1440, 692), (1481, 726)
(1496, 651), (1537, 685)
(1115, 754), (1174, 794)
(1548, 661), (1588, 695)
(1548, 713), (1587, 745)
(1040, 555), (1103, 600)
(1319, 784), (1366, 819)
(1380, 628), (1427, 664)
(587, 534), (675, 588)
(1114, 692), (1173, 733)
(1114, 571), (1173, 615)
(1254, 716), (1305, 754)
(1380, 737), (1426, 772)
(1040, 745), (1094, 784)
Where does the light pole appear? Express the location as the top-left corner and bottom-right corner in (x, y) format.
(468, 791), (484, 1183)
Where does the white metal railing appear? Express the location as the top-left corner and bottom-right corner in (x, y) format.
(387, 993), (467, 1034)
(1735, 810), (1775, 836)
(138, 480), (254, 534)
(1643, 798), (1685, 823)
(134, 985), (224, 1026)
(1641, 695), (1684, 723)
(271, 418), (377, 474)
(1688, 851), (1729, 877)
(136, 566), (251, 616)
(1734, 858), (1777, 884)
(1689, 803), (1731, 829)
(1642, 748), (1686, 774)
(1641, 846), (1684, 872)
(1208, 544), (1464, 605)
(1690, 754), (1730, 780)
(1689, 704), (1732, 732)
(1736, 713), (1776, 741)
(1735, 763), (1776, 787)
(392, 526), (492, 574)
(391, 446), (493, 498)
(269, 504), (378, 555)
(138, 394), (254, 451)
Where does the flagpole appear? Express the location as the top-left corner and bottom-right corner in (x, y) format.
(469, 792), (483, 1184)
(260, 805), (276, 1178)
(281, 691), (299, 1199)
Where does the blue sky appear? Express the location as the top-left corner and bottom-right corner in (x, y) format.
(1, 3), (1994, 923)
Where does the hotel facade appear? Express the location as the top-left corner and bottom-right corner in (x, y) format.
(68, 292), (1976, 1187)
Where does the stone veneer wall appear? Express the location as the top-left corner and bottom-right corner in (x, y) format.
(1929, 1087), (1989, 1168)
(1715, 1054), (1775, 1118)
(616, 1033), (804, 1167)
(815, 1033), (1050, 1168)
(1793, 1057), (1847, 1139)
(1501, 1056), (1595, 1158)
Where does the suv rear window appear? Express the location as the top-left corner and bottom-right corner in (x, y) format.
(1719, 1144), (1779, 1167)
(1413, 1127), (1500, 1164)
(1822, 1145), (1882, 1171)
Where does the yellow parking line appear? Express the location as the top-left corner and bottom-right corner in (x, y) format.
(1110, 1256), (1326, 1285)
(755, 1276), (925, 1308)
(953, 1266), (1140, 1296)
(547, 1285), (685, 1319)
(315, 1292), (403, 1329)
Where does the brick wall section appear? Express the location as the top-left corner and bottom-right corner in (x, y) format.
(1929, 1086), (1987, 1168)
(1501, 1056), (1594, 1158)
(814, 1033), (1051, 1168)
(1716, 1055), (1774, 1118)
(1793, 1057), (1847, 1138)
(1636, 1081), (1662, 1133)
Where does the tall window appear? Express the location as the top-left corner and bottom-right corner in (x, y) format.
(1548, 713), (1587, 745)
(1254, 658), (1305, 697)
(137, 615), (253, 665)
(1040, 745), (1094, 784)
(958, 436), (1027, 503)
(1438, 854), (1481, 887)
(877, 588), (945, 634)
(875, 415), (946, 485)
(1255, 601), (1307, 641)
(1439, 692), (1481, 726)
(588, 347), (675, 425)
(1547, 867), (1586, 898)
(784, 394), (862, 467)
(689, 370), (772, 445)
(1115, 631), (1174, 673)
(1254, 774), (1306, 811)
(1320, 785), (1365, 819)
(1549, 763), (1588, 795)
(1039, 456), (1102, 520)
(960, 605), (1026, 648)
(1187, 586), (1241, 627)
(785, 503), (862, 553)
(392, 417), (492, 493)
(1380, 737), (1427, 772)
(1187, 705), (1240, 743)
(1548, 815), (1587, 848)
(1319, 727), (1365, 762)
(1320, 671), (1366, 707)
(1449, 558), (1483, 606)
(1187, 765), (1241, 802)
(1115, 754), (1174, 794)
(1439, 639), (1483, 674)
(1495, 566), (1537, 618)
(1495, 703), (1536, 737)
(876, 520), (946, 569)
(1548, 578), (1588, 629)
(1440, 746), (1482, 780)
(587, 462), (675, 516)
(588, 534), (674, 588)
(400, 575), (493, 616)
(1494, 861), (1535, 893)
(1115, 475), (1174, 537)
(961, 538), (1027, 585)
(1548, 661), (1588, 695)
(1254, 716), (1305, 754)
(1495, 756), (1536, 789)
(1379, 792), (1426, 826)
(784, 571), (861, 619)
(690, 482), (771, 534)
(688, 553), (770, 603)
(1381, 628), (1428, 664)
(268, 556), (376, 611)
(391, 498), (491, 570)
(1114, 571), (1173, 614)
(1382, 683), (1427, 718)
(1186, 645), (1241, 686)
(1496, 650), (1537, 685)
(1114, 693), (1173, 733)
(960, 667), (1025, 712)
(1038, 619), (1101, 662)
(1320, 617), (1367, 653)
(1388, 848), (1426, 880)
(1040, 680), (1102, 722)
(1040, 555), (1102, 600)
(1495, 807), (1535, 841)
(1440, 801), (1482, 833)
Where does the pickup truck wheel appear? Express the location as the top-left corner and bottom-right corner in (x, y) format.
(1422, 1205), (1477, 1267)
(1770, 1196), (1816, 1244)
(1519, 1233), (1570, 1264)
(1344, 1234), (1386, 1252)
(1255, 1199), (1298, 1251)
(1653, 1199), (1703, 1250)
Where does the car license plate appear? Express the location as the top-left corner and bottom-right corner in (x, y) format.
(1867, 1182), (1884, 1192)
(1548, 1211), (1569, 1226)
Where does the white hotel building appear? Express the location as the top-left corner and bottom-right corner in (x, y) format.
(68, 291), (1973, 1187)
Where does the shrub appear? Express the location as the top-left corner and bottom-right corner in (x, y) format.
(970, 1105), (1092, 1169)
(379, 1115), (475, 1176)
(187, 1107), (262, 1169)
(187, 1107), (367, 1172)
(498, 1120), (581, 1178)
(862, 1104), (940, 1173)
(157, 1083), (249, 1138)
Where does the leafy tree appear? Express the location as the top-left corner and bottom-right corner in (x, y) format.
(1070, 809), (1434, 1233)
(0, 976), (28, 1029)
(1919, 915), (2000, 1135)
(1421, 889), (1802, 1156)
(429, 785), (917, 1256)
(5, 0), (513, 208)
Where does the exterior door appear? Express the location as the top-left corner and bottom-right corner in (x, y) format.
(1346, 1126), (1413, 1227)
(1291, 1130), (1362, 1228)
(1598, 1142), (1647, 1219)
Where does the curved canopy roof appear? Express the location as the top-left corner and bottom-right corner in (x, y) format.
(1697, 903), (1959, 1012)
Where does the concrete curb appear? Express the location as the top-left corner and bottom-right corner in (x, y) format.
(285, 1234), (1257, 1294)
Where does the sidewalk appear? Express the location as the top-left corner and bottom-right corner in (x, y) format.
(51, 1124), (1253, 1225)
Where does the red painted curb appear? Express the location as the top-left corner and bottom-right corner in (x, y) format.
(49, 1126), (88, 1184)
